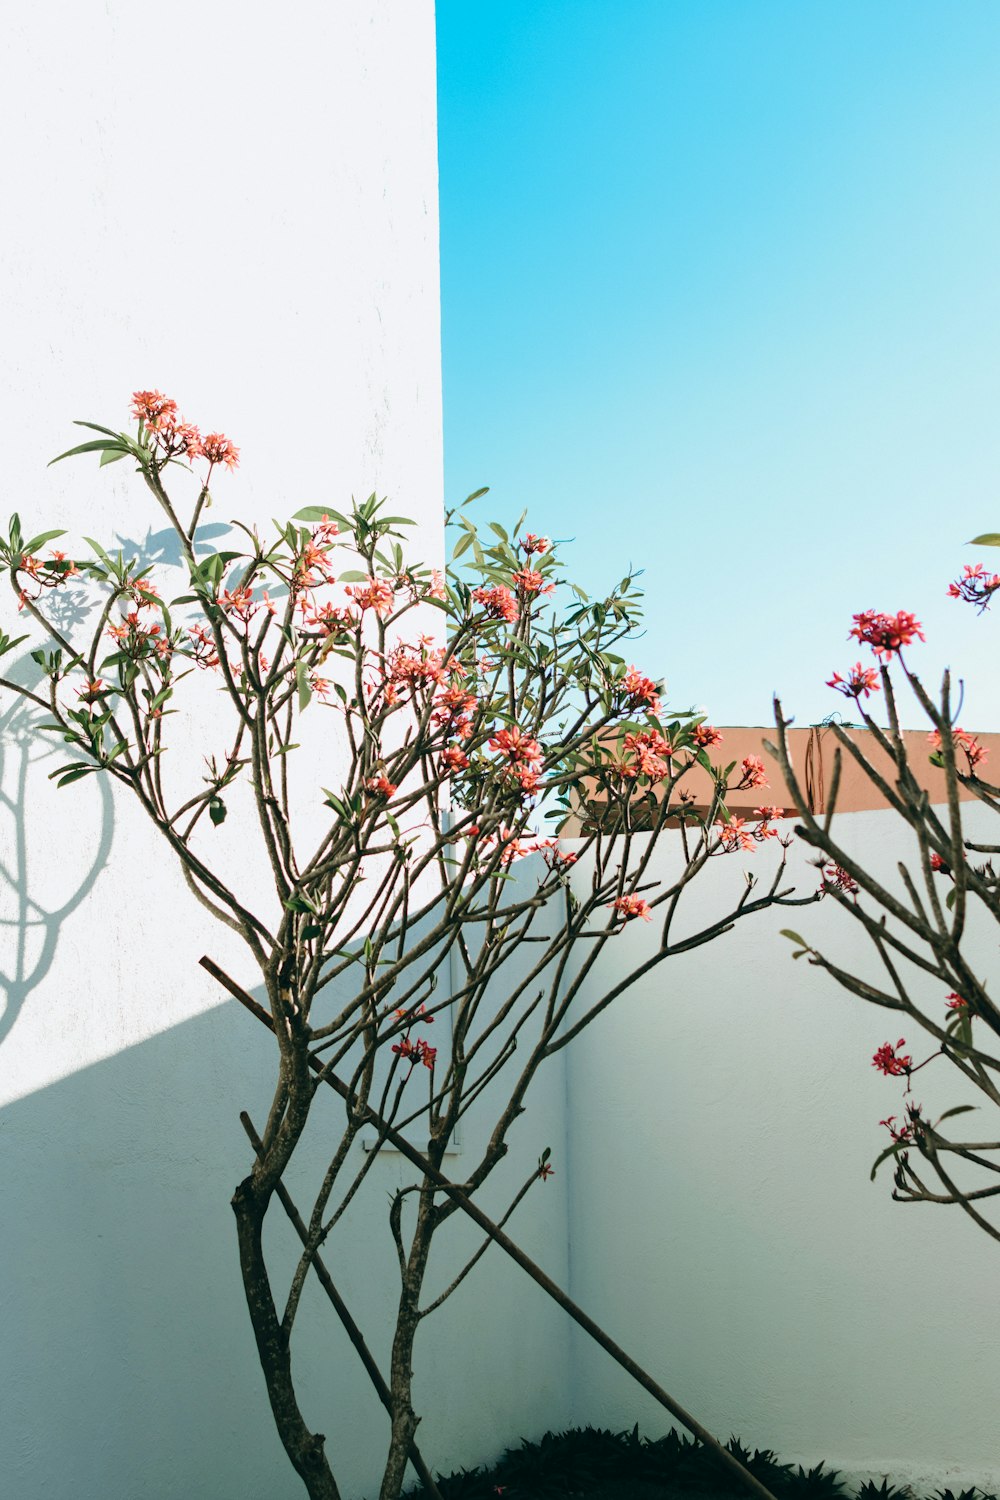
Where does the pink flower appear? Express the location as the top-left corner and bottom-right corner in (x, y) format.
(519, 533), (549, 555)
(441, 746), (469, 773)
(754, 805), (784, 822)
(309, 602), (357, 637)
(488, 726), (543, 765)
(386, 642), (448, 689)
(166, 420), (204, 461)
(433, 682), (478, 738)
(827, 662), (882, 699)
(623, 729), (671, 781)
(621, 667), (661, 715)
(879, 1114), (915, 1144)
(822, 864), (859, 895)
(296, 538), (336, 586)
(347, 577), (396, 619)
(131, 390), (177, 428)
(542, 846), (578, 869)
(471, 585), (518, 623)
(201, 432), (239, 470)
(364, 775), (396, 799)
(427, 569), (447, 600)
(737, 755), (769, 790)
(392, 1036), (437, 1069)
(872, 1039), (912, 1077)
(849, 610), (925, 657)
(610, 893), (653, 923)
(716, 818), (755, 853)
(930, 851), (950, 873)
(945, 992), (968, 1010)
(511, 568), (555, 595)
(626, 729), (671, 786)
(928, 726), (988, 769)
(693, 723), (722, 748)
(220, 585), (257, 622)
(948, 562), (1000, 612)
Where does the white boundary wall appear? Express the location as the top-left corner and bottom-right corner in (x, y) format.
(564, 806), (1000, 1496)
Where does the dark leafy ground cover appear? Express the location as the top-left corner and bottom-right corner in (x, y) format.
(401, 1427), (998, 1500)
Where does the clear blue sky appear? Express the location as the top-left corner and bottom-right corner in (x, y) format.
(436, 1), (1000, 729)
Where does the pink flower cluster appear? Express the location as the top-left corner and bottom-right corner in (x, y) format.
(872, 1038), (911, 1077)
(392, 1036), (437, 1069)
(471, 585), (518, 623)
(849, 610), (924, 657)
(928, 726), (988, 769)
(827, 662), (881, 699)
(347, 577), (395, 619)
(609, 893), (652, 923)
(736, 755), (768, 790)
(476, 826), (576, 868)
(715, 809), (783, 853)
(948, 562), (1000, 612)
(880, 1100), (923, 1144)
(488, 726), (544, 796)
(822, 864), (859, 896)
(621, 667), (661, 716)
(131, 391), (239, 471)
(16, 549), (79, 610)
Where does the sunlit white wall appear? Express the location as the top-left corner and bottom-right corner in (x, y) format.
(0, 5), (574, 1498)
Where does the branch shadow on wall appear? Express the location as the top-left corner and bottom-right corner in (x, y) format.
(0, 685), (114, 1049)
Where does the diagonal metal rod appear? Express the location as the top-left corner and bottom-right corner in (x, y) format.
(202, 953), (779, 1500)
(239, 1110), (444, 1500)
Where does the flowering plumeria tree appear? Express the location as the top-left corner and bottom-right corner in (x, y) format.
(773, 569), (1000, 1243)
(3, 392), (807, 1500)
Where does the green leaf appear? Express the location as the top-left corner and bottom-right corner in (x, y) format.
(50, 762), (98, 787)
(301, 924), (324, 940)
(208, 795), (227, 827)
(296, 660), (312, 712)
(48, 439), (126, 467)
(72, 420), (121, 438)
(283, 894), (316, 914)
(292, 506), (349, 527)
(451, 532), (474, 560)
(99, 448), (127, 467)
(337, 570), (370, 583)
(935, 1104), (976, 1124)
(83, 536), (115, 570)
(870, 1142), (902, 1181)
(463, 487), (489, 505)
(969, 533), (1000, 547)
(23, 529), (67, 554)
(780, 930), (808, 947)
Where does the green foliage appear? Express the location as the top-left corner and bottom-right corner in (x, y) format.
(400, 1429), (995, 1500)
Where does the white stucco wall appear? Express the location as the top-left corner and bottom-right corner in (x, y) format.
(0, 6), (573, 1498)
(563, 806), (1000, 1495)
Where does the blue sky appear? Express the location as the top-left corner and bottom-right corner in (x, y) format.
(436, 2), (1000, 729)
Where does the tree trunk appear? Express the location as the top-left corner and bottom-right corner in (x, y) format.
(379, 1183), (439, 1500)
(233, 1178), (342, 1500)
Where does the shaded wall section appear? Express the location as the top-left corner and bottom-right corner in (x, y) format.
(0, 992), (573, 1500)
(563, 803), (1000, 1494)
